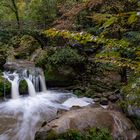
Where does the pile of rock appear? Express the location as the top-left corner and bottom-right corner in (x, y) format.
(93, 90), (120, 106)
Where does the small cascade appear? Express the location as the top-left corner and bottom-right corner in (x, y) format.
(39, 69), (47, 92)
(3, 72), (20, 99)
(25, 77), (36, 97)
(39, 75), (47, 92)
(3, 66), (47, 99)
(0, 61), (94, 140)
(3, 78), (6, 99)
(24, 75), (36, 96)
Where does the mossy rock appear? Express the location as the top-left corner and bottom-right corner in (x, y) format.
(0, 43), (9, 70)
(129, 116), (140, 129)
(35, 128), (113, 140)
(19, 80), (28, 95)
(120, 74), (140, 129)
(0, 75), (11, 98)
(14, 35), (40, 59)
(45, 66), (76, 87)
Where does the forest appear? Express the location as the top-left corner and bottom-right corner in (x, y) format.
(0, 0), (140, 140)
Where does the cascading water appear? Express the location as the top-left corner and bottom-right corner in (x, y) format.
(3, 72), (20, 99)
(3, 67), (48, 99)
(0, 61), (93, 140)
(25, 77), (36, 97)
(39, 75), (47, 92)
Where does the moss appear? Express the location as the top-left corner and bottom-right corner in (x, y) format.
(44, 128), (113, 140)
(121, 73), (140, 106)
(0, 42), (9, 70)
(46, 130), (59, 140)
(73, 89), (84, 97)
(58, 129), (83, 140)
(0, 74), (11, 97)
(130, 116), (140, 129)
(45, 66), (75, 87)
(48, 47), (85, 67)
(14, 35), (40, 59)
(120, 74), (140, 129)
(19, 80), (28, 95)
(35, 49), (49, 68)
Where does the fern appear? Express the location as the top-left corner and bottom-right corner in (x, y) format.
(102, 17), (117, 28)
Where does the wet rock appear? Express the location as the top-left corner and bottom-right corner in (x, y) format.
(92, 93), (102, 98)
(108, 95), (119, 103)
(114, 89), (120, 94)
(93, 97), (100, 102)
(124, 130), (140, 140)
(14, 35), (40, 59)
(4, 60), (35, 70)
(100, 97), (108, 105)
(127, 105), (140, 129)
(107, 103), (122, 112)
(128, 105), (140, 118)
(35, 106), (138, 140)
(102, 92), (111, 98)
(41, 122), (47, 128)
(0, 115), (17, 133)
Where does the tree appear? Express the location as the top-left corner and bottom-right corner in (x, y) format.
(42, 0), (140, 83)
(28, 0), (57, 28)
(0, 0), (21, 29)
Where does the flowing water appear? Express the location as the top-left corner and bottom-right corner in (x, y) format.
(0, 67), (93, 140)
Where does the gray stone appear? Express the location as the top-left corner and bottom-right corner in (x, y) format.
(92, 93), (102, 98)
(108, 95), (119, 102)
(35, 106), (138, 140)
(93, 97), (100, 102)
(100, 97), (108, 105)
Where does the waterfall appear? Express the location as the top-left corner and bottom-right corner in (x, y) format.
(39, 75), (47, 92)
(3, 72), (20, 99)
(25, 77), (36, 97)
(3, 67), (47, 99)
(32, 75), (40, 92)
(0, 62), (94, 140)
(3, 78), (6, 99)
(11, 75), (20, 99)
(35, 76), (40, 92)
(39, 68), (47, 92)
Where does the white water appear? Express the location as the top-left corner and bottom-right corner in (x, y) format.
(3, 69), (46, 98)
(39, 69), (47, 92)
(0, 68), (94, 140)
(25, 77), (36, 97)
(35, 76), (40, 92)
(62, 97), (93, 108)
(0, 90), (93, 140)
(39, 75), (47, 92)
(3, 72), (20, 99)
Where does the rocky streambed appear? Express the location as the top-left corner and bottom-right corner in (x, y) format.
(35, 104), (140, 140)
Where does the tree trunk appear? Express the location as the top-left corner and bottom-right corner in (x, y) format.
(11, 0), (20, 29)
(120, 67), (127, 84)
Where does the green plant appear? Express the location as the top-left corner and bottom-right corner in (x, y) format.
(48, 47), (84, 66)
(45, 128), (113, 140)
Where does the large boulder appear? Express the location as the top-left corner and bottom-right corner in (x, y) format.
(121, 76), (140, 129)
(4, 60), (35, 71)
(35, 106), (139, 140)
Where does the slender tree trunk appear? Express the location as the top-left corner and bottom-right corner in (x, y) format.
(120, 67), (127, 84)
(11, 0), (20, 29)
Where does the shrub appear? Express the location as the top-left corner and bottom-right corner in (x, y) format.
(48, 47), (84, 66)
(46, 128), (113, 140)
